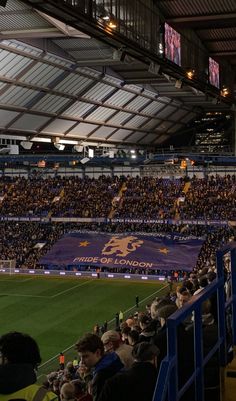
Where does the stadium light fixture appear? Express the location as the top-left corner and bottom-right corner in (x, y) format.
(54, 143), (65, 151)
(20, 141), (33, 150)
(80, 157), (90, 164)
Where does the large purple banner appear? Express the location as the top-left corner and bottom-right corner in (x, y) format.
(40, 232), (203, 271)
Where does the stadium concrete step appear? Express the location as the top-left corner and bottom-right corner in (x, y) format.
(222, 352), (236, 401)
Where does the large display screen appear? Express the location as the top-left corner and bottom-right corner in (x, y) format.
(209, 57), (220, 88)
(165, 23), (181, 66)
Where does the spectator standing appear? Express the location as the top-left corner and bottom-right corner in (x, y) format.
(75, 333), (123, 401)
(0, 331), (58, 401)
(115, 313), (119, 329)
(97, 342), (159, 401)
(119, 310), (123, 323)
(101, 330), (134, 369)
(59, 352), (65, 370)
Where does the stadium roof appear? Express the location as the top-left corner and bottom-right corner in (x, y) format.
(0, 0), (235, 148)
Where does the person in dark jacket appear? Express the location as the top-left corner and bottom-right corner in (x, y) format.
(97, 342), (159, 401)
(0, 331), (58, 401)
(75, 333), (123, 401)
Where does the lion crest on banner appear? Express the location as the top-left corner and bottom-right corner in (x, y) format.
(102, 236), (143, 257)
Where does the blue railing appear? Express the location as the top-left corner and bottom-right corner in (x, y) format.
(153, 242), (236, 401)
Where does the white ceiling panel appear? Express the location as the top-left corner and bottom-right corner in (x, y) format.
(67, 122), (98, 136)
(142, 89), (158, 99)
(0, 87), (39, 107)
(167, 124), (183, 134)
(0, 50), (32, 79)
(54, 74), (93, 95)
(139, 133), (158, 144)
(42, 119), (76, 134)
(142, 119), (161, 129)
(123, 115), (148, 128)
(107, 111), (133, 125)
(158, 96), (171, 104)
(125, 96), (150, 112)
(89, 126), (116, 138)
(123, 84), (142, 94)
(158, 105), (177, 118)
(109, 129), (133, 141)
(155, 121), (174, 131)
(142, 101), (165, 115)
(170, 109), (189, 122)
(62, 101), (94, 118)
(0, 109), (19, 127)
(85, 106), (115, 122)
(123, 131), (146, 142)
(20, 62), (62, 87)
(104, 90), (135, 107)
(83, 82), (115, 102)
(155, 134), (169, 144)
(10, 114), (51, 131)
(32, 94), (70, 113)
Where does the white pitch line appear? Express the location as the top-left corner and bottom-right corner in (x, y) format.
(50, 279), (93, 298)
(0, 277), (33, 283)
(0, 293), (49, 298)
(37, 283), (169, 377)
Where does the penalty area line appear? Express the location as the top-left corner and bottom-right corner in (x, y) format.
(50, 279), (93, 298)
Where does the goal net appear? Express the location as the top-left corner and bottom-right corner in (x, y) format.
(0, 260), (16, 275)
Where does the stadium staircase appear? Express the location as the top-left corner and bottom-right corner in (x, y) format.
(183, 181), (191, 194)
(108, 182), (127, 219)
(173, 181), (191, 219)
(47, 188), (65, 218)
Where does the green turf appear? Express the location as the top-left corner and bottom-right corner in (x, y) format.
(0, 275), (167, 378)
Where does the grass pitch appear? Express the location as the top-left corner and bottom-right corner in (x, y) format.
(0, 275), (167, 377)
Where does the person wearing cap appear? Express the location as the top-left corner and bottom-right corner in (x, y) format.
(101, 330), (134, 369)
(0, 331), (58, 401)
(75, 333), (123, 401)
(97, 342), (160, 401)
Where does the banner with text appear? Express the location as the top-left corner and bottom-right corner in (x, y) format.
(40, 232), (203, 271)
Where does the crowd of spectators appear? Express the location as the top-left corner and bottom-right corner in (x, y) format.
(0, 174), (235, 401)
(0, 175), (123, 218)
(177, 174), (236, 220)
(0, 174), (236, 220)
(39, 258), (224, 401)
(113, 176), (183, 219)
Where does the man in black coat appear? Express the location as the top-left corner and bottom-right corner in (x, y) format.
(97, 342), (159, 401)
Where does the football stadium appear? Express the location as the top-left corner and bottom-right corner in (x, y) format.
(0, 1), (236, 401)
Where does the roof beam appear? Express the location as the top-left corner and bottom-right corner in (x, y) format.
(167, 13), (236, 24)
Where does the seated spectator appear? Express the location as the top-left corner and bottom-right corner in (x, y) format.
(75, 333), (123, 401)
(127, 330), (140, 347)
(139, 314), (156, 342)
(97, 342), (160, 401)
(0, 331), (58, 401)
(101, 330), (134, 368)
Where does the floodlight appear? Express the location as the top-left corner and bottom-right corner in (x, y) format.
(88, 148), (94, 158)
(54, 143), (65, 151)
(73, 145), (84, 153)
(20, 141), (33, 150)
(80, 157), (90, 164)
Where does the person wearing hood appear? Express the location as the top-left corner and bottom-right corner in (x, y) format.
(75, 333), (123, 401)
(0, 331), (58, 401)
